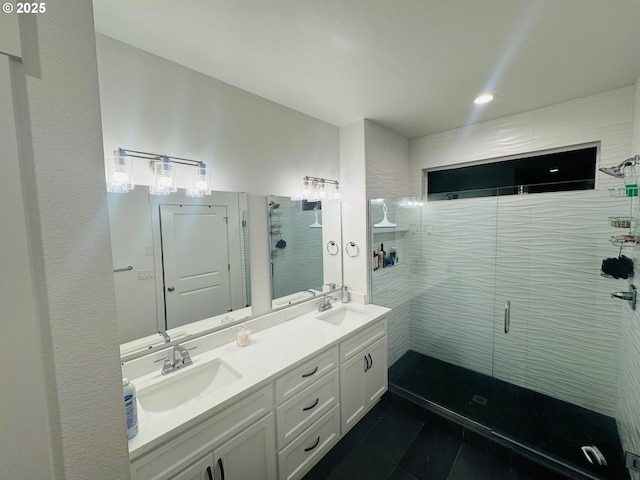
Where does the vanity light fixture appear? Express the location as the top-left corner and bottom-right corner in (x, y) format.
(150, 159), (177, 195)
(106, 148), (212, 196)
(300, 176), (341, 201)
(186, 166), (213, 197)
(474, 93), (497, 105)
(105, 154), (134, 193)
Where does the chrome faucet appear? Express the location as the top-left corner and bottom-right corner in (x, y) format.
(155, 344), (195, 375)
(317, 296), (335, 312)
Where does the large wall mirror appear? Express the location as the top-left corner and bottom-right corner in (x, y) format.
(108, 187), (255, 355)
(268, 196), (342, 308)
(110, 189), (343, 357)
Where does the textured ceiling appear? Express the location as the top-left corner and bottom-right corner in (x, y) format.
(92, 0), (640, 139)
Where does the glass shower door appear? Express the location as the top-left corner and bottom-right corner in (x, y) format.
(416, 192), (499, 376)
(492, 187), (624, 415)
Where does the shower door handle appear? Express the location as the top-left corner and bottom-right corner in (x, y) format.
(504, 301), (510, 334)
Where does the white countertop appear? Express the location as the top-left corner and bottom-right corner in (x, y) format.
(126, 302), (390, 461)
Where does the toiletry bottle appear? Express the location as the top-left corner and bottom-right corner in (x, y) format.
(341, 285), (350, 303)
(123, 378), (138, 439)
(624, 161), (638, 197)
(380, 243), (386, 268)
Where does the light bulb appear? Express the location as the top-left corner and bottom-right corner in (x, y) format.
(112, 170), (129, 184)
(196, 179), (208, 191)
(332, 184), (341, 200)
(302, 179), (311, 198)
(319, 182), (327, 199)
(474, 93), (496, 105)
(159, 175), (173, 187)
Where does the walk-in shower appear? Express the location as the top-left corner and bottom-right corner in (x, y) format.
(370, 183), (633, 479)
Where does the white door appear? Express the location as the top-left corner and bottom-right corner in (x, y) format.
(364, 337), (388, 405)
(339, 352), (367, 434)
(213, 414), (276, 480)
(161, 205), (231, 329)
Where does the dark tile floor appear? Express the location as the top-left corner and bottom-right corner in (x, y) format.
(303, 394), (540, 480)
(388, 351), (629, 480)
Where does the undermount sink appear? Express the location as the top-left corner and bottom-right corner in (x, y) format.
(315, 305), (370, 326)
(137, 358), (242, 413)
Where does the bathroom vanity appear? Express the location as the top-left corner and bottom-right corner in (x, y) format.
(123, 301), (390, 480)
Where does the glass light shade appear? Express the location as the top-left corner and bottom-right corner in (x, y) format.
(318, 181), (327, 199)
(186, 167), (213, 197)
(332, 183), (341, 200)
(150, 161), (177, 195)
(106, 155), (134, 193)
(302, 179), (311, 198)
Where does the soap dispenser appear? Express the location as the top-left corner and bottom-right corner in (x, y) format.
(341, 285), (350, 304)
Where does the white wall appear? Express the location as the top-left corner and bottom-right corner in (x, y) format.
(617, 74), (640, 478)
(364, 120), (412, 364)
(6, 3), (131, 479)
(95, 34), (339, 198)
(0, 55), (54, 480)
(340, 121), (368, 298)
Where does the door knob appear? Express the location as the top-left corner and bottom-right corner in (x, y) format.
(167, 286), (175, 292)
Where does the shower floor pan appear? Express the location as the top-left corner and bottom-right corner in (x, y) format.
(389, 350), (629, 480)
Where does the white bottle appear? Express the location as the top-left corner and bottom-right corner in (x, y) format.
(123, 378), (138, 439)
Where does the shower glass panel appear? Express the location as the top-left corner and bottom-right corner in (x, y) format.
(371, 182), (631, 478)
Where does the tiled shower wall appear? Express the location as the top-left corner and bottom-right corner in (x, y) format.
(617, 76), (640, 478)
(270, 200), (324, 299)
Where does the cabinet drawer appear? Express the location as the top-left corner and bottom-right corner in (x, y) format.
(276, 370), (338, 449)
(275, 347), (338, 404)
(131, 384), (273, 480)
(277, 404), (340, 480)
(339, 319), (386, 363)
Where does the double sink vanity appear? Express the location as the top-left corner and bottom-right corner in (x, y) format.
(123, 299), (390, 480)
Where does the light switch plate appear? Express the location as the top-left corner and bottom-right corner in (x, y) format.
(138, 269), (155, 280)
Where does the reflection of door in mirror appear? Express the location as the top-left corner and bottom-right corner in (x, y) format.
(160, 205), (231, 329)
(108, 188), (251, 346)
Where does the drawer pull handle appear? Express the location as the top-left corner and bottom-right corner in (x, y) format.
(302, 366), (318, 378)
(206, 466), (213, 480)
(304, 436), (320, 452)
(218, 458), (225, 480)
(303, 397), (319, 411)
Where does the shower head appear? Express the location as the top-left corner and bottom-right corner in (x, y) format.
(599, 155), (640, 178)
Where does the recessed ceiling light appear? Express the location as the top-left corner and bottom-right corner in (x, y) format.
(474, 93), (496, 105)
(550, 168), (559, 173)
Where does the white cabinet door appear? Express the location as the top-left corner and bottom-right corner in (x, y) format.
(364, 337), (387, 405)
(339, 336), (388, 434)
(340, 349), (368, 433)
(213, 413), (276, 480)
(170, 453), (214, 480)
